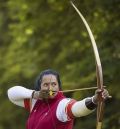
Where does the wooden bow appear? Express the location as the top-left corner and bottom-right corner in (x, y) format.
(70, 1), (104, 129)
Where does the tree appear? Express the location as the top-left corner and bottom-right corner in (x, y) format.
(0, 0), (119, 129)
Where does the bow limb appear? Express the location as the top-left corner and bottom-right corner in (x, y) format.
(70, 1), (104, 129)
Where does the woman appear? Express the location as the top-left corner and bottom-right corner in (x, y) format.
(7, 69), (110, 129)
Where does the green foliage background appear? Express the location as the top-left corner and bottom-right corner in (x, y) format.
(0, 0), (120, 129)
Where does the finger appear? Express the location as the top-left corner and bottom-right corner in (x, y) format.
(41, 91), (50, 98)
(108, 95), (112, 98)
(102, 93), (112, 100)
(95, 89), (103, 94)
(41, 90), (49, 93)
(102, 90), (108, 95)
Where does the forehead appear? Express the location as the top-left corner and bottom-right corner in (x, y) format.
(42, 74), (57, 83)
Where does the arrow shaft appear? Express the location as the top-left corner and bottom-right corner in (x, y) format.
(60, 86), (106, 93)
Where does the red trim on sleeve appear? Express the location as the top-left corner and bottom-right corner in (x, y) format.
(65, 99), (76, 120)
(24, 99), (30, 112)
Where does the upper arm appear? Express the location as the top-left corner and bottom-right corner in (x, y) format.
(56, 98), (76, 122)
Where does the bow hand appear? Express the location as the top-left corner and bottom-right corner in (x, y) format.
(92, 88), (112, 104)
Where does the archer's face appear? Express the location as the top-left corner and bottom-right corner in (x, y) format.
(41, 74), (59, 98)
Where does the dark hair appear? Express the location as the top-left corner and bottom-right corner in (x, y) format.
(34, 69), (62, 91)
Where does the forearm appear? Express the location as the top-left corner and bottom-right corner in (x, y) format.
(71, 97), (97, 117)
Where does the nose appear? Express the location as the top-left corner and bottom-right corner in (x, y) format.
(49, 83), (52, 90)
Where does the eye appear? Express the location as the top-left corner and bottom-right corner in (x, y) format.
(43, 83), (49, 87)
(51, 82), (57, 87)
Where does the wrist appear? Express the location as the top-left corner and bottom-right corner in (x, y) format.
(92, 95), (98, 104)
(32, 91), (40, 99)
(85, 97), (97, 110)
